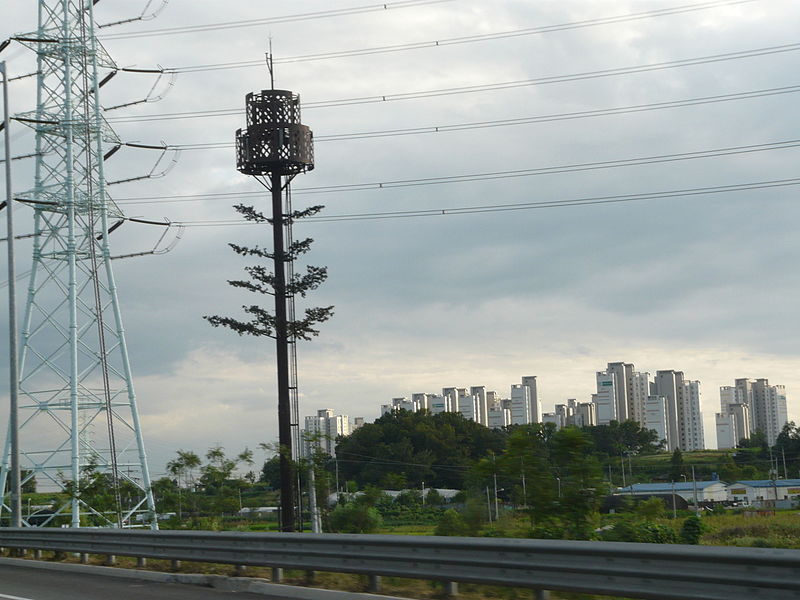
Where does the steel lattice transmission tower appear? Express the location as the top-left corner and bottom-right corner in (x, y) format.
(0, 0), (156, 528)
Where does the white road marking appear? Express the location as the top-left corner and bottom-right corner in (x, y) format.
(0, 594), (36, 600)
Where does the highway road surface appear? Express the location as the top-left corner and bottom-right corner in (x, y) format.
(0, 563), (274, 600)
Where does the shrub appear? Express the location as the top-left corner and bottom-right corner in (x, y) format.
(680, 515), (706, 545)
(601, 520), (677, 544)
(530, 522), (564, 540)
(328, 502), (382, 533)
(435, 509), (471, 536)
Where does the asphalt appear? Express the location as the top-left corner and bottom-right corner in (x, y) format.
(0, 558), (408, 600)
(0, 562), (270, 600)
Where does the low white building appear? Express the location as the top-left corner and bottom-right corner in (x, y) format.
(727, 479), (800, 505)
(617, 481), (728, 503)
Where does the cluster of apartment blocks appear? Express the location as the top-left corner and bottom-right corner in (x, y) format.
(591, 363), (705, 451)
(381, 377), (545, 429)
(382, 366), (707, 451)
(301, 409), (365, 458)
(715, 378), (788, 448)
(380, 364), (790, 452)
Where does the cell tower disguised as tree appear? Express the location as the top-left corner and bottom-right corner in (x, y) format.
(205, 63), (332, 532)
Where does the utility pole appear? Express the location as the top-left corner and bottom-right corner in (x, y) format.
(308, 466), (321, 533)
(781, 447), (788, 480)
(691, 465), (699, 515)
(1, 60), (21, 529)
(671, 481), (677, 519)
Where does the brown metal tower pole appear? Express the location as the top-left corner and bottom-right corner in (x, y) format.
(271, 171), (295, 532)
(233, 87), (315, 534)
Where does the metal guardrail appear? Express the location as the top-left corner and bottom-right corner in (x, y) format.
(0, 528), (798, 599)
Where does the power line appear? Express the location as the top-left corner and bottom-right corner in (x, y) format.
(100, 0), (455, 41)
(173, 177), (800, 226)
(112, 138), (800, 205)
(168, 0), (757, 71)
(107, 43), (800, 123)
(169, 85), (800, 150)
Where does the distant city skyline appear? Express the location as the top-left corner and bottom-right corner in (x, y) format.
(377, 362), (793, 450)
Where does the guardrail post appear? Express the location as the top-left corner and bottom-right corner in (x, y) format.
(104, 554), (116, 566)
(137, 557), (146, 568)
(305, 570), (315, 585)
(171, 559), (181, 570)
(271, 567), (284, 583)
(534, 590), (550, 600)
(33, 549), (41, 560)
(235, 564), (246, 576)
(368, 575), (382, 593)
(444, 581), (458, 597)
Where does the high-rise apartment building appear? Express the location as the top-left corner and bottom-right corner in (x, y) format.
(510, 384), (531, 425)
(302, 408), (351, 457)
(719, 386), (750, 445)
(728, 378), (788, 445)
(573, 401), (597, 427)
(488, 406), (511, 428)
(521, 376), (542, 423)
(606, 362), (634, 422)
(593, 371), (616, 424)
(681, 380), (705, 451)
(651, 370), (683, 450)
(631, 371), (651, 424)
(715, 413), (738, 449)
(554, 398), (597, 428)
(470, 386), (488, 426)
(644, 395), (668, 444)
(457, 394), (478, 422)
(751, 379), (788, 445)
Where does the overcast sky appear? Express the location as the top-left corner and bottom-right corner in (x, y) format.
(2, 0), (799, 475)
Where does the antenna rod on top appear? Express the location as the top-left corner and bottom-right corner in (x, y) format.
(267, 37), (274, 90)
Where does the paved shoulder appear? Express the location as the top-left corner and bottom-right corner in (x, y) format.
(0, 563), (269, 600)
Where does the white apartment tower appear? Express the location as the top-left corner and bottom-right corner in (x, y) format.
(719, 386), (751, 445)
(644, 395), (669, 445)
(752, 379), (788, 445)
(631, 371), (651, 424)
(554, 398), (598, 428)
(730, 378), (788, 445)
(681, 380), (705, 451)
(651, 370), (683, 450)
(302, 408), (351, 458)
(470, 386), (489, 426)
(593, 371), (616, 424)
(521, 376), (542, 423)
(715, 413), (738, 449)
(606, 362), (634, 422)
(510, 384), (532, 425)
(488, 406), (511, 428)
(574, 401), (598, 427)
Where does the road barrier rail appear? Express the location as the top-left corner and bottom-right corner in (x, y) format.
(0, 528), (798, 599)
